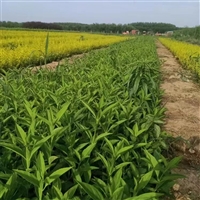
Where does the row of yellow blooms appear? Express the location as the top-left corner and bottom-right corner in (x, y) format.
(159, 38), (200, 77)
(2, 30), (199, 73)
(0, 30), (128, 69)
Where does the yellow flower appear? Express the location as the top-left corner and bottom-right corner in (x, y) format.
(159, 38), (200, 77)
(0, 30), (129, 69)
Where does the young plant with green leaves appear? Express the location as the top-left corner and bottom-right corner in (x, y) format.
(0, 36), (183, 200)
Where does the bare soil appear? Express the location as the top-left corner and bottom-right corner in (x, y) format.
(30, 53), (86, 73)
(156, 41), (200, 200)
(29, 47), (106, 73)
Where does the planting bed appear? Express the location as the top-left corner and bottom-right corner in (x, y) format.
(0, 30), (127, 69)
(159, 38), (200, 79)
(0, 37), (182, 200)
(157, 41), (200, 200)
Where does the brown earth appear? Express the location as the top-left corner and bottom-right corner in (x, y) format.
(29, 47), (106, 73)
(156, 41), (200, 200)
(30, 53), (86, 73)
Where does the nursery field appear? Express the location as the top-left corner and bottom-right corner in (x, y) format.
(159, 38), (200, 79)
(1, 30), (200, 200)
(0, 30), (127, 69)
(0, 36), (184, 200)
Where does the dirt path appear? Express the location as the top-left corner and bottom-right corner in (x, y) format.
(156, 41), (200, 200)
(30, 53), (86, 73)
(30, 47), (106, 73)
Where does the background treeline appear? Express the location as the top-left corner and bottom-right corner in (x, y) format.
(172, 26), (200, 45)
(0, 21), (178, 33)
(58, 22), (178, 33)
(0, 21), (63, 30)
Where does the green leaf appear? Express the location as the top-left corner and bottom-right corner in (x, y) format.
(49, 156), (59, 164)
(116, 145), (134, 157)
(37, 115), (52, 127)
(160, 174), (185, 182)
(154, 120), (164, 124)
(138, 171), (153, 192)
(162, 156), (182, 175)
(124, 192), (163, 200)
(0, 172), (10, 180)
(55, 102), (70, 123)
(14, 170), (39, 187)
(93, 178), (107, 188)
(104, 137), (115, 155)
(77, 181), (104, 200)
(156, 174), (185, 191)
(74, 149), (81, 161)
(63, 184), (78, 199)
(82, 143), (96, 160)
(45, 167), (72, 185)
(51, 127), (68, 144)
(81, 100), (96, 118)
(134, 143), (147, 149)
(97, 153), (109, 169)
(68, 197), (81, 200)
(133, 123), (147, 137)
(126, 126), (134, 135)
(16, 124), (27, 145)
(144, 149), (159, 177)
(36, 151), (46, 179)
(133, 76), (141, 95)
(99, 95), (104, 108)
(108, 119), (127, 131)
(30, 135), (53, 158)
(112, 186), (124, 200)
(73, 169), (82, 182)
(114, 162), (131, 172)
(131, 163), (139, 179)
(53, 178), (62, 191)
(24, 100), (34, 118)
(133, 177), (138, 194)
(136, 128), (147, 137)
(2, 173), (17, 200)
(133, 123), (138, 135)
(0, 142), (25, 159)
(101, 102), (118, 117)
(76, 142), (89, 152)
(154, 124), (161, 138)
(0, 184), (6, 199)
(45, 32), (49, 58)
(112, 168), (122, 191)
(52, 185), (63, 200)
(95, 132), (112, 141)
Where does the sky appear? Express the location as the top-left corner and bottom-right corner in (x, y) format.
(0, 0), (199, 27)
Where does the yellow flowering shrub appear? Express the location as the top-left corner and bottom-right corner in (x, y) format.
(0, 30), (128, 69)
(159, 38), (200, 77)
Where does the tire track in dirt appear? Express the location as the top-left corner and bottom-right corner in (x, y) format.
(156, 41), (200, 200)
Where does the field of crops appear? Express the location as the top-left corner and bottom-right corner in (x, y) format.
(0, 30), (127, 69)
(0, 36), (183, 200)
(159, 38), (200, 78)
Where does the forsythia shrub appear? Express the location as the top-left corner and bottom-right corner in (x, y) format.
(0, 30), (128, 69)
(159, 38), (200, 78)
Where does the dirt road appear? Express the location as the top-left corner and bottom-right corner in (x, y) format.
(156, 41), (200, 200)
